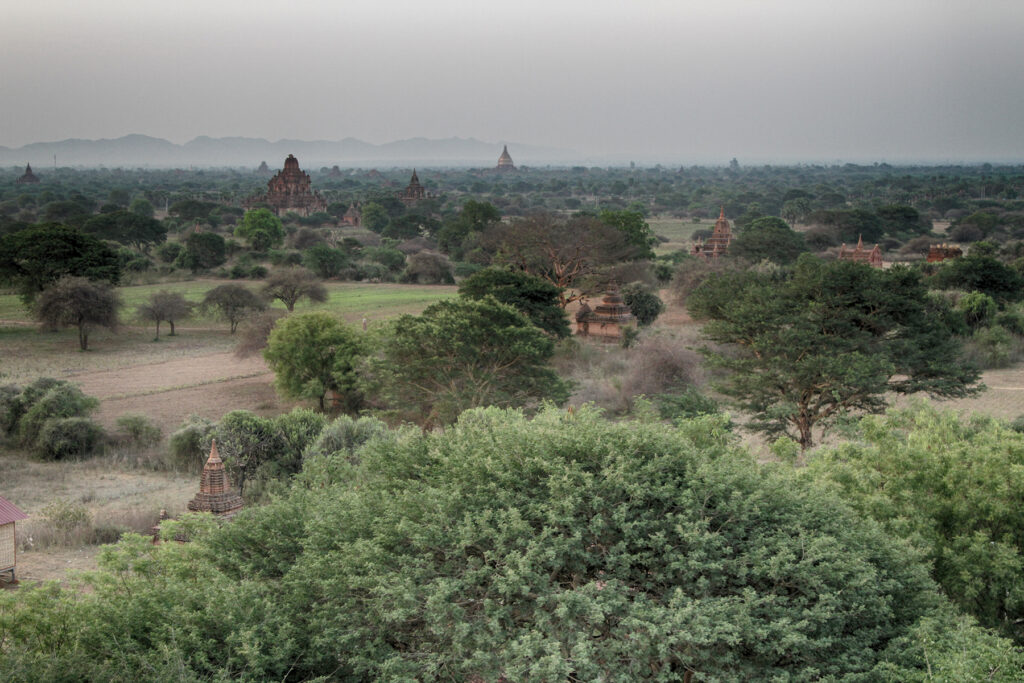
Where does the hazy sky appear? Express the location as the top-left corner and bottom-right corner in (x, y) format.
(3, 0), (1023, 163)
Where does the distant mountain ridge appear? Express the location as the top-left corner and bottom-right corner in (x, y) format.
(0, 135), (572, 169)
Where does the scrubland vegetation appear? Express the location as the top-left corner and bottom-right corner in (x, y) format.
(3, 161), (1024, 678)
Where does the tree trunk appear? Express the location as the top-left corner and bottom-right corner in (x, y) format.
(154, 320), (161, 340)
(169, 320), (176, 336)
(79, 326), (88, 351)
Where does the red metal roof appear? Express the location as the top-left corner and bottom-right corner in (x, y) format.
(0, 496), (28, 525)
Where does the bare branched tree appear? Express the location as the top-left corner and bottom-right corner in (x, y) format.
(137, 290), (193, 340)
(261, 267), (328, 312)
(36, 276), (120, 351)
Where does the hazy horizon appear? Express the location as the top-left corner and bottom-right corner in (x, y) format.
(4, 1), (1023, 165)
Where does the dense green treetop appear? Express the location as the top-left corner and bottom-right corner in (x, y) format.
(263, 311), (365, 412)
(689, 255), (981, 448)
(598, 209), (657, 259)
(365, 297), (570, 426)
(728, 216), (807, 264)
(234, 208), (285, 251)
(82, 210), (167, 253)
(807, 404), (1024, 644)
(4, 407), (1020, 679)
(458, 266), (570, 337)
(0, 224), (121, 303)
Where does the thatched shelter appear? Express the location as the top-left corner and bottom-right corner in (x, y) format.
(0, 496), (28, 582)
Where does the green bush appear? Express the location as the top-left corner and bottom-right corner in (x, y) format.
(18, 383), (99, 449)
(621, 281), (665, 327)
(967, 324), (1018, 368)
(115, 414), (163, 448)
(996, 309), (1024, 336)
(0, 383), (23, 436)
(957, 291), (998, 329)
(168, 415), (216, 472)
(35, 417), (105, 460)
(303, 414), (390, 461)
(654, 387), (724, 421)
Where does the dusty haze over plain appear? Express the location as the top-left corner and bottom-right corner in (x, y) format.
(3, 0), (1023, 164)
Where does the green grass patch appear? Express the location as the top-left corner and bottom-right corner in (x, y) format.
(649, 217), (711, 255)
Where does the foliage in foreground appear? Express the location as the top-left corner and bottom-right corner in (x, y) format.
(2, 407), (1020, 681)
(808, 404), (1024, 644)
(0, 377), (104, 459)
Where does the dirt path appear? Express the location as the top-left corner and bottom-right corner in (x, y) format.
(68, 351), (285, 433)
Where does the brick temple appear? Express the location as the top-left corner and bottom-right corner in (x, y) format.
(838, 235), (883, 268)
(575, 286), (634, 340)
(245, 155), (327, 216)
(186, 441), (244, 518)
(690, 207), (732, 260)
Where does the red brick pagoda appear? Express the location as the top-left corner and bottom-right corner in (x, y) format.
(399, 169), (428, 204)
(16, 163), (39, 184)
(691, 207), (732, 260)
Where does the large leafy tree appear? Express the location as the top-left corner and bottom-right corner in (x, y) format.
(689, 255), (982, 448)
(366, 297), (570, 426)
(263, 312), (365, 412)
(808, 405), (1024, 644)
(437, 199), (501, 258)
(929, 253), (1024, 304)
(35, 276), (120, 350)
(177, 231), (226, 272)
(729, 216), (807, 264)
(598, 209), (657, 259)
(82, 210), (167, 253)
(0, 224), (121, 304)
(482, 212), (636, 307)
(458, 266), (570, 337)
(234, 208), (285, 251)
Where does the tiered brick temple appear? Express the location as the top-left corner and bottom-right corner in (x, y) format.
(838, 235), (883, 267)
(245, 155), (327, 216)
(186, 441), (244, 518)
(15, 163), (39, 184)
(496, 145), (515, 171)
(575, 286), (634, 340)
(690, 207), (732, 260)
(399, 169), (428, 204)
(927, 244), (962, 263)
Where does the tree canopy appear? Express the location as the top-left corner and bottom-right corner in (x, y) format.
(365, 297), (570, 426)
(689, 255), (982, 448)
(234, 208), (285, 251)
(729, 216), (808, 264)
(263, 312), (365, 412)
(458, 266), (570, 337)
(82, 210), (167, 253)
(136, 290), (192, 339)
(4, 407), (1019, 679)
(0, 224), (121, 303)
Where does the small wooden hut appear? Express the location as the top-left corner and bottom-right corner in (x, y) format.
(0, 496), (28, 582)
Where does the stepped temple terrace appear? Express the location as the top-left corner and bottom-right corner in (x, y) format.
(575, 286), (634, 340)
(496, 145), (515, 171)
(187, 441), (244, 518)
(16, 163), (39, 184)
(838, 235), (883, 267)
(245, 154), (327, 216)
(690, 207), (732, 260)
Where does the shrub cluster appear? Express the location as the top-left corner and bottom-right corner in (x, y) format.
(0, 378), (105, 459)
